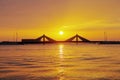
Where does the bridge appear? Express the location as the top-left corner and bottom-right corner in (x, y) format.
(65, 34), (90, 42)
(22, 34), (56, 43)
(22, 34), (90, 44)
(1, 34), (120, 45)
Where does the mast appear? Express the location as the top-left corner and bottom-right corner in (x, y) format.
(16, 32), (18, 42)
(104, 32), (107, 41)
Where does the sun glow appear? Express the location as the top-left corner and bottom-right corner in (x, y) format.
(59, 31), (64, 35)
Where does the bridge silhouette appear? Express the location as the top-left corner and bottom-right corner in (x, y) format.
(65, 34), (90, 42)
(1, 34), (120, 45)
(22, 34), (90, 44)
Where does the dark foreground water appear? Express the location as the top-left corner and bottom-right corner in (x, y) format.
(0, 43), (120, 80)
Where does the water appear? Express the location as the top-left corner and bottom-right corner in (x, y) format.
(0, 43), (120, 80)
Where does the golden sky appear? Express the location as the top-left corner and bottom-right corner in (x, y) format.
(0, 0), (120, 41)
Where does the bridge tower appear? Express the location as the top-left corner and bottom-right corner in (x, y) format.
(65, 34), (90, 42)
(36, 34), (56, 43)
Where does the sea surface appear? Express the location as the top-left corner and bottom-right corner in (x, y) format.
(0, 43), (120, 80)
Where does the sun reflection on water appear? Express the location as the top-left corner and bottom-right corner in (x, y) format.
(59, 44), (64, 59)
(58, 67), (65, 80)
(58, 44), (65, 80)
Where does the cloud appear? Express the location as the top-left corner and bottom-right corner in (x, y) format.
(62, 19), (120, 31)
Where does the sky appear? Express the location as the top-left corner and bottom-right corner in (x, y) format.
(0, 0), (120, 41)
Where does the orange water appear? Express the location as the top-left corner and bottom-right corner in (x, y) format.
(0, 43), (120, 80)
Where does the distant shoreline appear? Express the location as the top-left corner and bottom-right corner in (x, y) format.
(0, 41), (120, 45)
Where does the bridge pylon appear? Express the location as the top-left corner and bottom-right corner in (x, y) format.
(36, 34), (56, 43)
(65, 34), (90, 42)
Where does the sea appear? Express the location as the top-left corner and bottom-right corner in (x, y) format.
(0, 43), (120, 80)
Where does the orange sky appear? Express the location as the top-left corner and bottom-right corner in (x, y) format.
(0, 0), (120, 41)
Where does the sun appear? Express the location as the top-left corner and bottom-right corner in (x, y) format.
(59, 31), (64, 35)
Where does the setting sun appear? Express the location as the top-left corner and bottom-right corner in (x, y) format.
(59, 31), (64, 35)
